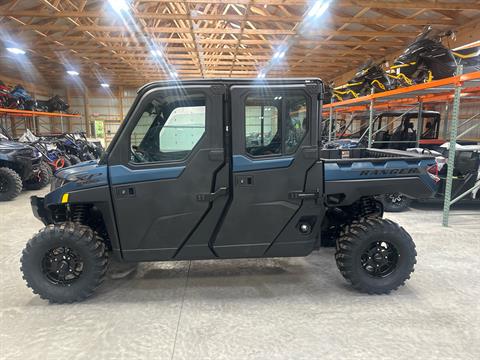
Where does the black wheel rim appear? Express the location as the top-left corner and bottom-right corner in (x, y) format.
(42, 247), (83, 285)
(361, 241), (399, 277)
(388, 193), (403, 204)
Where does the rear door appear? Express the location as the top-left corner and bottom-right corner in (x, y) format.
(212, 83), (321, 258)
(108, 84), (228, 261)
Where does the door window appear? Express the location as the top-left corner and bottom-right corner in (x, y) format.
(130, 93), (206, 163)
(245, 94), (307, 156)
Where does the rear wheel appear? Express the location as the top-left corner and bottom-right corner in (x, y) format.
(21, 222), (108, 303)
(379, 193), (412, 212)
(24, 162), (51, 190)
(0, 167), (23, 201)
(335, 217), (416, 294)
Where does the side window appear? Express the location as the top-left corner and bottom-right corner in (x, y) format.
(245, 93), (307, 156)
(130, 93), (206, 163)
(285, 95), (308, 155)
(245, 100), (280, 156)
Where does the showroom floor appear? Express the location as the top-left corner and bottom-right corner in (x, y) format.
(1, 189), (479, 360)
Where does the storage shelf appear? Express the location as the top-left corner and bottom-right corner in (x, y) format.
(324, 71), (480, 113)
(0, 107), (81, 117)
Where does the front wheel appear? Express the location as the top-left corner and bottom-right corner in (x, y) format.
(0, 167), (23, 201)
(21, 223), (108, 303)
(24, 162), (52, 190)
(335, 218), (416, 294)
(379, 193), (412, 212)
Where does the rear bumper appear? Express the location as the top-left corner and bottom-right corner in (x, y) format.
(324, 176), (436, 206)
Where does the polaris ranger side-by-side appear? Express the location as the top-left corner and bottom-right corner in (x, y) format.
(20, 79), (438, 303)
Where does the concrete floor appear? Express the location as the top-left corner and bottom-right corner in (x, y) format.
(1, 188), (479, 360)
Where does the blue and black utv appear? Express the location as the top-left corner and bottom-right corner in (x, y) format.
(21, 79), (438, 303)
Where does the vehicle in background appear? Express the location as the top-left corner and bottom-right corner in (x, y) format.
(0, 126), (51, 201)
(19, 130), (74, 171)
(388, 26), (479, 87)
(332, 60), (392, 101)
(324, 110), (446, 150)
(379, 143), (480, 212)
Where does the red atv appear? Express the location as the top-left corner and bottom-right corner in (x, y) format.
(0, 81), (17, 109)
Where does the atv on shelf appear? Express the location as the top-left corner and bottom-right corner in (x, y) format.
(0, 127), (51, 201)
(380, 144), (480, 212)
(21, 79), (438, 303)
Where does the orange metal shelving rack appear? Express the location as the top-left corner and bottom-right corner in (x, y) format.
(322, 69), (480, 227)
(0, 107), (81, 137)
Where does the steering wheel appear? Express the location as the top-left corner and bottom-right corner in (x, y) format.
(130, 145), (149, 163)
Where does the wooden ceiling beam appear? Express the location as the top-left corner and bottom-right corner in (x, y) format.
(133, 0), (480, 10)
(340, 1), (480, 11)
(0, 10), (303, 22)
(1, 16), (456, 34)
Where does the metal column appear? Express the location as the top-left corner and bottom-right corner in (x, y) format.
(367, 89), (375, 147)
(416, 101), (423, 147)
(442, 65), (463, 227)
(328, 99), (333, 142)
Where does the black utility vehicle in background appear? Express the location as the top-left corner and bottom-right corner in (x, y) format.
(0, 127), (51, 201)
(21, 79), (439, 303)
(326, 110), (442, 150)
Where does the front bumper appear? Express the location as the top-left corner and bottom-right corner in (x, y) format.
(31, 196), (51, 225)
(15, 154), (42, 180)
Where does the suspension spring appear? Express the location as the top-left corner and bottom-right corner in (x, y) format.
(359, 197), (380, 217)
(71, 204), (88, 224)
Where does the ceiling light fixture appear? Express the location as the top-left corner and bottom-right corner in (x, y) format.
(67, 70), (79, 76)
(108, 0), (129, 13)
(6, 47), (26, 55)
(170, 71), (178, 78)
(273, 50), (286, 59)
(257, 72), (266, 79)
(100, 83), (110, 88)
(151, 49), (163, 57)
(306, 0), (331, 18)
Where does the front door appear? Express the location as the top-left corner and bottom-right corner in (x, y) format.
(212, 84), (321, 258)
(108, 85), (228, 261)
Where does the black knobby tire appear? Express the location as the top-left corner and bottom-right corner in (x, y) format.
(335, 217), (416, 294)
(0, 167), (23, 201)
(24, 162), (52, 190)
(21, 222), (108, 303)
(68, 154), (81, 165)
(379, 193), (412, 212)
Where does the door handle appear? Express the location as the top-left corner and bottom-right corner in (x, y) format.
(208, 149), (224, 161)
(116, 186), (135, 198)
(196, 187), (228, 202)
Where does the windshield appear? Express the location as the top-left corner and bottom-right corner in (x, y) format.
(409, 26), (445, 46)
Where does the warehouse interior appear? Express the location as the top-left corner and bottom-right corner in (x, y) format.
(0, 1), (479, 359)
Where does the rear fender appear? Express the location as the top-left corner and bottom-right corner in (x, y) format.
(323, 158), (437, 206)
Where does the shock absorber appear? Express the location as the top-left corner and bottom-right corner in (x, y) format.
(359, 196), (382, 217)
(71, 204), (88, 224)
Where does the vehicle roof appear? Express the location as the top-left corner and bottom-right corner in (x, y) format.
(138, 77), (323, 94)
